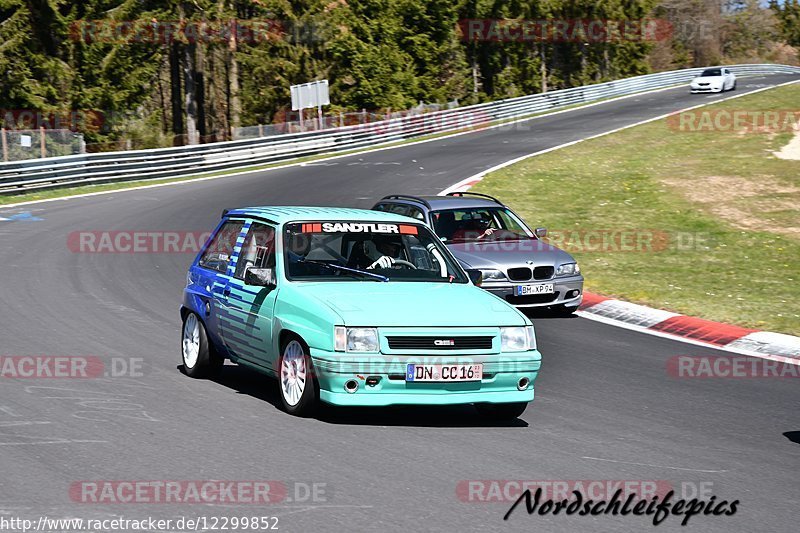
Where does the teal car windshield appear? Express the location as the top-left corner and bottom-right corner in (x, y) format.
(284, 221), (468, 283)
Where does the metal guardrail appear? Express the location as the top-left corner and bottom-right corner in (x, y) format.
(1, 64), (798, 195)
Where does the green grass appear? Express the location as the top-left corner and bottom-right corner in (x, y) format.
(474, 83), (800, 335)
(0, 95), (622, 206)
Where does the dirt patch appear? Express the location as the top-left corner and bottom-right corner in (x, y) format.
(774, 129), (800, 160)
(660, 175), (800, 238)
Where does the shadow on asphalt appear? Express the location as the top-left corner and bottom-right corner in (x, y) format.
(783, 431), (800, 445)
(180, 364), (529, 428)
(521, 307), (581, 320)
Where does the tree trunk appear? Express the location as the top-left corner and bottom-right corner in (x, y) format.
(540, 45), (547, 93)
(228, 19), (242, 132)
(196, 44), (207, 141)
(183, 42), (199, 145)
(169, 43), (184, 145)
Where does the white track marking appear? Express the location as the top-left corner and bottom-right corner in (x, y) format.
(575, 310), (800, 365)
(439, 78), (800, 364)
(441, 78), (800, 195)
(1, 78), (768, 210)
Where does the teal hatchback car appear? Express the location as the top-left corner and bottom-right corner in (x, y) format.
(181, 207), (542, 418)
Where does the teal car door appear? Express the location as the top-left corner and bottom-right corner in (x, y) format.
(219, 221), (280, 370)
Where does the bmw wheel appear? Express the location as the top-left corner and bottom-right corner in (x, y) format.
(278, 336), (319, 417)
(181, 312), (223, 378)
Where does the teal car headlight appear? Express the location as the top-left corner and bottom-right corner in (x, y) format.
(555, 262), (580, 277)
(479, 269), (507, 281)
(334, 326), (379, 352)
(501, 326), (536, 352)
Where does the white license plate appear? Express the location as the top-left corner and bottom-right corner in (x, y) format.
(515, 283), (554, 296)
(405, 364), (483, 382)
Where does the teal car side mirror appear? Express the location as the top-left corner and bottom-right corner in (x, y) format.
(245, 267), (276, 288)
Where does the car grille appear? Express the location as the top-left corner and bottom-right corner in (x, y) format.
(386, 336), (493, 350)
(507, 267), (531, 281)
(505, 292), (560, 305)
(533, 266), (554, 280)
(507, 266), (554, 281)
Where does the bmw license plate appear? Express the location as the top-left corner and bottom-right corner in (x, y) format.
(515, 283), (554, 296)
(406, 364), (483, 382)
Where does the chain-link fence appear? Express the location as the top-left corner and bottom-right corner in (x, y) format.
(1, 129), (85, 162)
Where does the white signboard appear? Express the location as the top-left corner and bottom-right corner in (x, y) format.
(20, 135), (32, 148)
(291, 80), (330, 111)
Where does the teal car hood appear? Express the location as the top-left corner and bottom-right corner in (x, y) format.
(291, 282), (526, 327)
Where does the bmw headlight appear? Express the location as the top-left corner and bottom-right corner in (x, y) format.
(501, 326), (536, 352)
(479, 269), (507, 282)
(334, 326), (379, 352)
(555, 262), (580, 277)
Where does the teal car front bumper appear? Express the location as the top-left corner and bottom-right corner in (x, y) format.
(310, 349), (541, 406)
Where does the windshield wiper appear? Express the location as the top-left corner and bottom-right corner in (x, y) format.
(298, 259), (389, 282)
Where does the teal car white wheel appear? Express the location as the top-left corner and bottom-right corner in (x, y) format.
(182, 313), (201, 370)
(181, 312), (222, 378)
(279, 337), (318, 416)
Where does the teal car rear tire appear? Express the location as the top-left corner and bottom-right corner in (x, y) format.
(278, 336), (319, 417)
(181, 312), (223, 378)
(475, 402), (528, 420)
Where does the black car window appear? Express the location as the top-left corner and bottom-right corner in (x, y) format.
(388, 204), (409, 216)
(406, 206), (425, 221)
(198, 220), (245, 274)
(234, 222), (277, 279)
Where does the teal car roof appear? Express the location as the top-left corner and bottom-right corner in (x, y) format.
(226, 206), (419, 225)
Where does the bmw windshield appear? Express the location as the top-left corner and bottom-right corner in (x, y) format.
(431, 207), (534, 243)
(283, 221), (468, 283)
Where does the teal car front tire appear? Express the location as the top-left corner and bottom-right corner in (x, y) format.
(181, 312), (222, 378)
(278, 336), (319, 417)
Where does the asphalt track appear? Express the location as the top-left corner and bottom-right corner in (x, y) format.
(1, 74), (798, 533)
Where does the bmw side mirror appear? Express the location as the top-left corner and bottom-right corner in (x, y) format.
(465, 269), (482, 286)
(535, 227), (547, 238)
(245, 267), (276, 288)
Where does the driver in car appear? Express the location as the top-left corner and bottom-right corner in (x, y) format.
(365, 235), (405, 270)
(452, 213), (495, 242)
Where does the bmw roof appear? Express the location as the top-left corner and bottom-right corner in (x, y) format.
(224, 206), (421, 224)
(378, 194), (504, 211)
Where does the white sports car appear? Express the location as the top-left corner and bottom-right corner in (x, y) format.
(690, 67), (736, 93)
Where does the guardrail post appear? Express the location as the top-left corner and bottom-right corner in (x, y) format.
(40, 126), (46, 158)
(1, 128), (7, 162)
